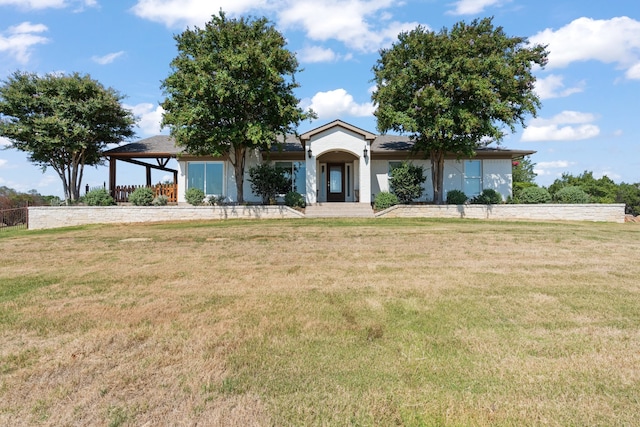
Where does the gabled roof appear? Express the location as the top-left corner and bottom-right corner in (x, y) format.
(370, 134), (535, 157)
(103, 121), (535, 159)
(300, 119), (376, 142)
(104, 135), (181, 158)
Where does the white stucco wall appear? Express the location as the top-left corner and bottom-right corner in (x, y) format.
(443, 161), (464, 198)
(443, 159), (512, 202)
(483, 159), (512, 200)
(306, 127), (370, 204)
(372, 159), (433, 202)
(177, 150), (263, 204)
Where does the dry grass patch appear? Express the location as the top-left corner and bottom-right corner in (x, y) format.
(1, 218), (639, 425)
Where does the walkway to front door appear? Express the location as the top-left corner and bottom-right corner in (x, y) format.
(327, 163), (345, 202)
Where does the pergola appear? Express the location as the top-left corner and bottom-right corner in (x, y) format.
(103, 135), (181, 199)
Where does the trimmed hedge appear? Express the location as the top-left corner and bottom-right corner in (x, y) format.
(446, 190), (468, 204)
(374, 192), (399, 210)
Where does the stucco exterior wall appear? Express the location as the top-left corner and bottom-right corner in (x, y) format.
(443, 159), (512, 202)
(177, 150), (263, 204)
(482, 159), (512, 200)
(377, 204), (626, 223)
(373, 158), (514, 203)
(28, 205), (303, 230)
(306, 127), (370, 204)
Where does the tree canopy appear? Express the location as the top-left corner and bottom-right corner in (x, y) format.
(372, 17), (548, 204)
(548, 170), (640, 214)
(0, 71), (135, 202)
(161, 11), (313, 203)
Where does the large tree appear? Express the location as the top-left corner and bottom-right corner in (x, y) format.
(0, 71), (135, 202)
(161, 11), (313, 203)
(372, 17), (548, 204)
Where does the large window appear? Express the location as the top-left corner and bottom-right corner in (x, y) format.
(276, 161), (306, 194)
(464, 160), (482, 196)
(188, 162), (224, 195)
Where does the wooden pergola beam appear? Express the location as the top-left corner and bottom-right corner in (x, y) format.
(106, 156), (178, 196)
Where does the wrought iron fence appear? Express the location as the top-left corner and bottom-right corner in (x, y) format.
(0, 207), (28, 231)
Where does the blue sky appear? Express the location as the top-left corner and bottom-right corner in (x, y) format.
(1, 0), (639, 198)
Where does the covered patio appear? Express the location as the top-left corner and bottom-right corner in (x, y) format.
(103, 135), (181, 203)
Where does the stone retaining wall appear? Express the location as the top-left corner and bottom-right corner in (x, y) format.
(28, 205), (304, 230)
(376, 204), (626, 223)
(28, 203), (626, 230)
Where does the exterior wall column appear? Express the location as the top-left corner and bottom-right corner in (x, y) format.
(359, 145), (371, 204)
(305, 144), (317, 205)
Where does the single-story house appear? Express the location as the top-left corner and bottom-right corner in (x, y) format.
(105, 119), (534, 205)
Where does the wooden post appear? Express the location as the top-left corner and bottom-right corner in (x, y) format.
(109, 157), (117, 198)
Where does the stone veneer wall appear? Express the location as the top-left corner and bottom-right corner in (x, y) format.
(376, 204), (626, 223)
(28, 205), (304, 230)
(28, 203), (626, 230)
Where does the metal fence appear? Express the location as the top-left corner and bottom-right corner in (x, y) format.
(0, 207), (28, 231)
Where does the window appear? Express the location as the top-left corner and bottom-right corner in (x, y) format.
(188, 162), (223, 195)
(464, 160), (482, 196)
(276, 161), (306, 193)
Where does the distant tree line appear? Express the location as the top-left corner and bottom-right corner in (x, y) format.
(512, 157), (640, 215)
(0, 186), (61, 210)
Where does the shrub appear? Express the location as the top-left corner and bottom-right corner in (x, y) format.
(374, 192), (399, 210)
(152, 195), (169, 206)
(616, 183), (640, 216)
(389, 162), (426, 204)
(129, 187), (154, 206)
(470, 189), (503, 204)
(284, 191), (305, 208)
(248, 163), (290, 204)
(204, 195), (224, 206)
(446, 189), (468, 205)
(185, 187), (206, 206)
(84, 188), (114, 206)
(517, 186), (551, 204)
(553, 186), (590, 204)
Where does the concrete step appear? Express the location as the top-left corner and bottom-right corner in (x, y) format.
(305, 203), (374, 218)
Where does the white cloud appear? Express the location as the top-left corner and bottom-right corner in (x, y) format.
(130, 0), (421, 54)
(0, 22), (50, 63)
(124, 103), (165, 136)
(92, 51), (125, 65)
(626, 62), (640, 80)
(0, 0), (96, 9)
(522, 111), (600, 142)
(279, 1), (420, 52)
(297, 45), (338, 63)
(534, 74), (585, 100)
(0, 158), (7, 168)
(0, 0), (65, 8)
(0, 136), (11, 147)
(300, 88), (374, 120)
(533, 160), (575, 178)
(447, 0), (508, 15)
(130, 0), (269, 28)
(537, 160), (573, 169)
(594, 170), (622, 181)
(530, 17), (640, 78)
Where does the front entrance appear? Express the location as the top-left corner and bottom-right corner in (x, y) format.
(326, 163), (345, 202)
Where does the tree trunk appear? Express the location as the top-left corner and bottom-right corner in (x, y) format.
(430, 149), (446, 205)
(230, 146), (247, 204)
